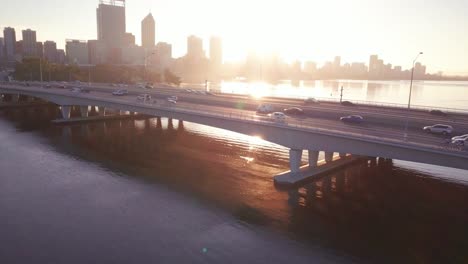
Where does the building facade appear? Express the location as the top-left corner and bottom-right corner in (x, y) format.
(3, 27), (17, 62)
(44, 41), (58, 63)
(22, 29), (37, 57)
(141, 13), (155, 49)
(96, 0), (126, 48)
(66, 39), (89, 65)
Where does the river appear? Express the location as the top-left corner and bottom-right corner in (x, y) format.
(0, 105), (467, 264)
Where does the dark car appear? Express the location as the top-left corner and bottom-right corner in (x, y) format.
(429, 109), (447, 116)
(340, 115), (363, 123)
(341, 101), (355, 106)
(283, 107), (304, 116)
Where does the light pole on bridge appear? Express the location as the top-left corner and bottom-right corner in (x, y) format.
(403, 52), (423, 140)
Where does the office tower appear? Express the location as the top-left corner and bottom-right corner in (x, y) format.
(66, 39), (89, 64)
(154, 41), (172, 69)
(57, 49), (66, 64)
(44, 41), (57, 63)
(3, 27), (17, 61)
(96, 0), (126, 48)
(0, 37), (4, 59)
(141, 13), (155, 49)
(186, 35), (204, 60)
(209, 36), (222, 67)
(22, 29), (37, 57)
(123, 33), (135, 46)
(36, 42), (43, 58)
(88, 40), (106, 65)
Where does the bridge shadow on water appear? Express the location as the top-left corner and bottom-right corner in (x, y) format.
(2, 106), (468, 264)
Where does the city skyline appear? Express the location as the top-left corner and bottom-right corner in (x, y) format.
(1, 0), (468, 74)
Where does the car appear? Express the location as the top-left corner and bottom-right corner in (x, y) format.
(70, 87), (90, 93)
(340, 115), (364, 123)
(112, 89), (128, 96)
(80, 88), (91, 93)
(341, 101), (355, 106)
(452, 134), (468, 141)
(137, 84), (146, 89)
(257, 104), (275, 114)
(452, 138), (468, 146)
(44, 84), (51, 89)
(167, 95), (178, 101)
(269, 112), (286, 122)
(145, 84), (154, 89)
(283, 107), (304, 116)
(167, 99), (177, 104)
(137, 94), (151, 101)
(429, 109), (447, 116)
(423, 124), (453, 135)
(304, 98), (319, 104)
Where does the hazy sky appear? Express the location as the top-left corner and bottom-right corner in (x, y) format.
(1, 0), (467, 74)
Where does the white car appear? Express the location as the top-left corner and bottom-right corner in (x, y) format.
(452, 138), (468, 146)
(423, 124), (453, 135)
(112, 89), (128, 96)
(269, 112), (286, 122)
(451, 134), (468, 141)
(137, 94), (151, 101)
(167, 95), (178, 101)
(167, 99), (177, 104)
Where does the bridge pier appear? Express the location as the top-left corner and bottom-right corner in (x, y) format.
(60, 106), (71, 119)
(168, 118), (174, 129)
(80, 106), (89, 117)
(156, 117), (162, 129)
(289, 149), (303, 173)
(178, 120), (184, 130)
(325, 152), (334, 163)
(12, 94), (19, 103)
(308, 150), (319, 168)
(98, 106), (106, 116)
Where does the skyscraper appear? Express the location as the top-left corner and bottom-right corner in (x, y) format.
(141, 13), (155, 49)
(44, 41), (58, 63)
(66, 39), (89, 65)
(186, 35), (204, 60)
(0, 37), (4, 59)
(209, 36), (222, 67)
(22, 29), (37, 57)
(96, 0), (126, 48)
(3, 27), (17, 61)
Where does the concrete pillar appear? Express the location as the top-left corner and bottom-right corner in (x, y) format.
(168, 118), (174, 129)
(178, 120), (184, 131)
(12, 94), (19, 103)
(156, 117), (162, 129)
(289, 149), (303, 173)
(308, 150), (319, 168)
(325, 152), (334, 163)
(60, 106), (71, 119)
(80, 106), (89, 118)
(339, 153), (347, 158)
(98, 106), (106, 116)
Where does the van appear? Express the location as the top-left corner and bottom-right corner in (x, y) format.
(257, 104), (274, 114)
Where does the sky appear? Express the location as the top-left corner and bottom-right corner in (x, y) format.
(1, 0), (468, 74)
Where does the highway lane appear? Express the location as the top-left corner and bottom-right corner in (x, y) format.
(2, 83), (468, 154)
(57, 88), (466, 153)
(12, 81), (468, 127)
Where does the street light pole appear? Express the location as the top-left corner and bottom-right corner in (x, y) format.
(403, 52), (423, 140)
(39, 58), (43, 87)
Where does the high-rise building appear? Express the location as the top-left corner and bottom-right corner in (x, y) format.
(154, 42), (172, 70)
(209, 36), (222, 66)
(22, 29), (37, 57)
(141, 13), (155, 49)
(123, 32), (135, 46)
(3, 27), (17, 61)
(57, 49), (66, 64)
(88, 40), (106, 65)
(186, 35), (204, 60)
(96, 0), (126, 48)
(369, 55), (378, 75)
(44, 41), (57, 63)
(66, 39), (89, 65)
(0, 37), (4, 59)
(414, 62), (426, 79)
(36, 42), (43, 58)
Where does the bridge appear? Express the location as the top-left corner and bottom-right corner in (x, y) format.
(1, 82), (468, 185)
